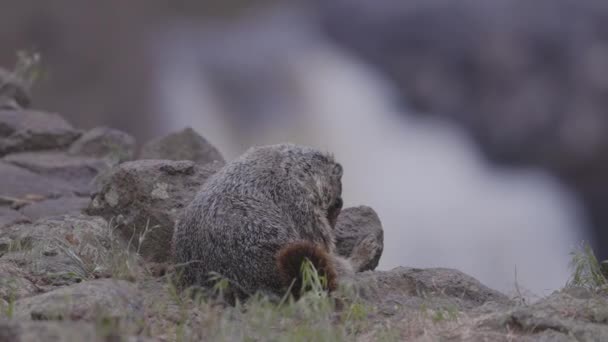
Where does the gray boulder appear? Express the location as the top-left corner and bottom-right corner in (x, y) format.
(353, 267), (511, 315)
(68, 126), (136, 164)
(0, 110), (81, 157)
(348, 267), (608, 341)
(87, 159), (222, 262)
(139, 127), (224, 165)
(334, 206), (384, 271)
(14, 279), (143, 332)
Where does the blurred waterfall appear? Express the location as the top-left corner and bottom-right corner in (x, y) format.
(152, 9), (589, 297)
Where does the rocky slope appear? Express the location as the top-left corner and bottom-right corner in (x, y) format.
(0, 80), (607, 341)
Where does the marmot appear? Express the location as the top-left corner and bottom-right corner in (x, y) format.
(173, 143), (364, 300)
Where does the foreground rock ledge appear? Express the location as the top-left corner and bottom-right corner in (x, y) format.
(14, 279), (143, 332)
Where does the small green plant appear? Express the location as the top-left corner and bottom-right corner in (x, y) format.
(344, 301), (368, 322)
(299, 257), (329, 297)
(431, 307), (459, 323)
(5, 237), (34, 253)
(568, 242), (608, 291)
(103, 140), (132, 166)
(1, 50), (42, 93)
(208, 272), (232, 301)
(0, 295), (15, 319)
(13, 50), (42, 90)
(102, 218), (153, 281)
(419, 302), (459, 324)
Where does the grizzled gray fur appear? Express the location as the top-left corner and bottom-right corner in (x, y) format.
(173, 143), (366, 298)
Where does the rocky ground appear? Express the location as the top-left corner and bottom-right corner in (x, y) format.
(1, 76), (608, 341)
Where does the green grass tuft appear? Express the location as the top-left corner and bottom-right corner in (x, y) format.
(147, 257), (397, 341)
(13, 50), (43, 90)
(568, 242), (608, 291)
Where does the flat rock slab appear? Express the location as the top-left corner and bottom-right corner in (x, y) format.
(0, 110), (81, 157)
(0, 207), (30, 229)
(19, 196), (90, 221)
(0, 162), (79, 199)
(140, 127), (225, 165)
(87, 159), (222, 262)
(3, 151), (108, 195)
(14, 279), (143, 330)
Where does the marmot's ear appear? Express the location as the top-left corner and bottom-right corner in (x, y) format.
(332, 163), (343, 177)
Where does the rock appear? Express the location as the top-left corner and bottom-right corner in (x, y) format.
(0, 215), (112, 287)
(349, 271), (608, 341)
(0, 162), (79, 200)
(87, 159), (222, 262)
(0, 321), (101, 342)
(353, 267), (511, 314)
(0, 261), (39, 301)
(19, 197), (90, 221)
(334, 206), (384, 271)
(0, 110), (81, 156)
(14, 279), (144, 331)
(140, 127), (224, 165)
(68, 126), (136, 163)
(480, 287), (608, 341)
(0, 207), (30, 229)
(0, 67), (30, 110)
(3, 151), (108, 195)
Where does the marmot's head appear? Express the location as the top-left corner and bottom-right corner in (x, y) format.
(278, 144), (344, 226)
(243, 143), (344, 226)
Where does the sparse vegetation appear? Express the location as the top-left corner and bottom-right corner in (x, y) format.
(568, 242), (608, 292)
(0, 290), (15, 319)
(10, 218), (395, 341)
(12, 50), (42, 90)
(135, 257), (398, 342)
(101, 140), (133, 166)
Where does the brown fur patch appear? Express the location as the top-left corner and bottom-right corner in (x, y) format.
(276, 241), (337, 299)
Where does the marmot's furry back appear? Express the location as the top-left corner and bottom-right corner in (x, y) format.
(276, 241), (338, 298)
(173, 143), (349, 301)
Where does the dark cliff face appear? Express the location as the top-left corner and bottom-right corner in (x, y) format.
(317, 0), (608, 259)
